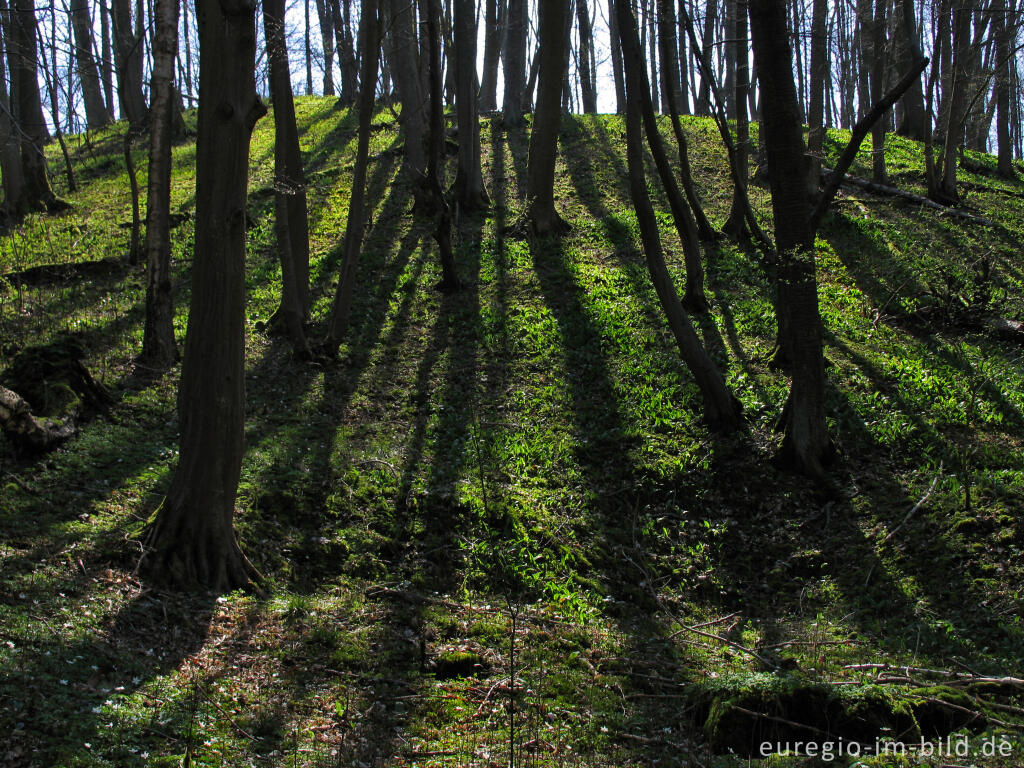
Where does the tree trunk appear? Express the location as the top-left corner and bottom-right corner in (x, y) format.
(656, 0), (682, 120)
(723, 0), (750, 235)
(264, 0), (311, 357)
(111, 0), (147, 128)
(608, 0), (626, 112)
(0, 18), (24, 218)
(452, 0), (489, 211)
(386, 0), (429, 208)
(660, 0), (714, 239)
(993, 0), (1014, 176)
(325, 0), (380, 352)
(618, 0), (709, 311)
(39, 11), (78, 193)
(503, 0), (527, 125)
(616, 0), (742, 433)
(869, 0), (887, 184)
(330, 0), (356, 105)
(805, 0), (827, 194)
(479, 0), (501, 111)
(749, 0), (834, 479)
(100, 0), (115, 114)
(142, 0), (267, 593)
(424, 0), (461, 290)
(139, 0), (179, 368)
(577, 0), (597, 113)
(695, 0), (716, 115)
(70, 0), (113, 128)
(314, 0), (334, 96)
(894, 0), (927, 139)
(304, 0), (312, 94)
(525, 0), (570, 235)
(6, 0), (58, 215)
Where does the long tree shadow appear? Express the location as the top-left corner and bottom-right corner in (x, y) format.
(0, 587), (217, 767)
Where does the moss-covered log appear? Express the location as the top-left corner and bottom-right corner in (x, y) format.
(0, 384), (75, 451)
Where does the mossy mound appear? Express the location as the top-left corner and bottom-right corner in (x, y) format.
(696, 673), (985, 757)
(2, 335), (110, 419)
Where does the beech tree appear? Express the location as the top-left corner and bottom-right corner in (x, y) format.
(325, 0), (381, 353)
(525, 0), (570, 235)
(616, 0), (742, 432)
(4, 0), (60, 215)
(503, 0), (527, 125)
(424, 0), (461, 291)
(479, 0), (502, 111)
(111, 0), (147, 128)
(385, 0), (429, 208)
(142, 0), (267, 591)
(264, 0), (312, 357)
(749, 0), (927, 478)
(0, 11), (24, 218)
(452, 0), (488, 211)
(617, 0), (709, 311)
(70, 0), (113, 129)
(139, 0), (180, 369)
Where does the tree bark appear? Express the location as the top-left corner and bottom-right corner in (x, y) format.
(525, 0), (570, 235)
(111, 0), (147, 128)
(618, 0), (708, 311)
(608, 0), (625, 112)
(264, 0), (311, 357)
(452, 0), (489, 211)
(325, 0), (380, 352)
(503, 0), (527, 125)
(385, 0), (430, 208)
(304, 0), (312, 94)
(993, 0), (1015, 176)
(749, 0), (833, 479)
(139, 0), (179, 368)
(894, 0), (927, 139)
(616, 0), (742, 433)
(695, 0), (716, 115)
(479, 0), (501, 111)
(805, 0), (827, 194)
(123, 129), (142, 263)
(5, 0), (58, 215)
(142, 0), (267, 593)
(425, 0), (461, 290)
(723, 0), (750, 235)
(331, 0), (356, 105)
(576, 0), (597, 113)
(0, 17), (24, 218)
(869, 0), (887, 184)
(100, 0), (115, 114)
(70, 0), (113, 128)
(314, 0), (334, 96)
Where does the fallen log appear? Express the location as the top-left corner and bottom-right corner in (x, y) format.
(0, 385), (76, 451)
(823, 168), (998, 227)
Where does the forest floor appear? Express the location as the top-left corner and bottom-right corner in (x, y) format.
(1, 98), (1023, 767)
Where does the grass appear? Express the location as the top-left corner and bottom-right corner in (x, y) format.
(1, 99), (1023, 766)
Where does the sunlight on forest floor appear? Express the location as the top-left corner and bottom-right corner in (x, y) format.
(1, 98), (1023, 766)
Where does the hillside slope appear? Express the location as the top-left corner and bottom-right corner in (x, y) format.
(1, 99), (1023, 766)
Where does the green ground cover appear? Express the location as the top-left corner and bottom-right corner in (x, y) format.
(1, 98), (1022, 766)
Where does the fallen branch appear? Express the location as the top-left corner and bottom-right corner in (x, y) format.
(668, 621), (777, 669)
(864, 465), (943, 586)
(882, 463), (943, 546)
(826, 170), (997, 227)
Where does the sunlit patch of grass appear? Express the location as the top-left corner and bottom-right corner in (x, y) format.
(2, 102), (1024, 765)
